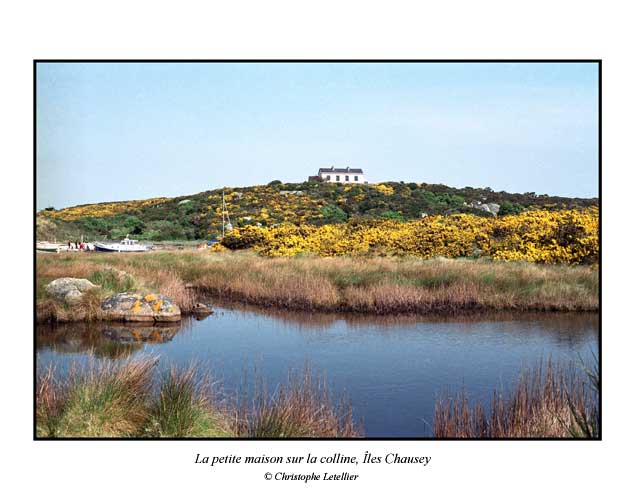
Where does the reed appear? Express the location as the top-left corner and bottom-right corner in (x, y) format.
(148, 365), (232, 437)
(237, 367), (362, 438)
(35, 357), (233, 438)
(36, 251), (598, 321)
(36, 357), (157, 438)
(36, 359), (361, 438)
(433, 359), (599, 438)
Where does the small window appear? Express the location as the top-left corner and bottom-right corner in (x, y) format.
(336, 175), (340, 181)
(345, 175), (349, 181)
(354, 176), (358, 181)
(326, 175), (331, 180)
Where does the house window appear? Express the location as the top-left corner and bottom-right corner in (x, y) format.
(354, 176), (358, 181)
(336, 175), (340, 181)
(345, 175), (349, 181)
(326, 175), (331, 180)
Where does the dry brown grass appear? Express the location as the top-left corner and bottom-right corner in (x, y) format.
(36, 251), (598, 320)
(36, 364), (70, 437)
(36, 359), (360, 438)
(36, 288), (104, 323)
(36, 358), (234, 438)
(235, 367), (362, 438)
(433, 360), (598, 438)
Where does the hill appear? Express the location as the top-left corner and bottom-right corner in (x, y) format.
(36, 180), (598, 242)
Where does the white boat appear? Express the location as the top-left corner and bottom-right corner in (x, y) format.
(36, 242), (63, 253)
(94, 237), (151, 253)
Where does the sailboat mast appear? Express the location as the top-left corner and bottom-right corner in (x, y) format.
(220, 190), (232, 239)
(222, 191), (225, 239)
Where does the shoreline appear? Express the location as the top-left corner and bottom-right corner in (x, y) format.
(191, 285), (599, 315)
(36, 288), (599, 324)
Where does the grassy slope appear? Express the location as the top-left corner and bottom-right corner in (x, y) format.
(37, 180), (599, 242)
(36, 251), (599, 321)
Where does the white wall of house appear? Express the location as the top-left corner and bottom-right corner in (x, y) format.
(319, 170), (366, 184)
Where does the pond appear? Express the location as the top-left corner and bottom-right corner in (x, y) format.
(36, 304), (599, 437)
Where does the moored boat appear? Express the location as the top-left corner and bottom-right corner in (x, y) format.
(94, 237), (151, 253)
(36, 242), (63, 253)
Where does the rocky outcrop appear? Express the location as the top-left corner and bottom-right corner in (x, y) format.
(100, 292), (181, 322)
(466, 201), (500, 216)
(45, 278), (99, 305)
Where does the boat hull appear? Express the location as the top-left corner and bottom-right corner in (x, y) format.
(94, 244), (118, 252)
(36, 246), (60, 253)
(94, 242), (150, 252)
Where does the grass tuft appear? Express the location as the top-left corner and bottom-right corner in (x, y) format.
(148, 365), (231, 437)
(433, 359), (599, 438)
(89, 268), (136, 294)
(37, 357), (157, 437)
(238, 367), (362, 438)
(36, 359), (359, 438)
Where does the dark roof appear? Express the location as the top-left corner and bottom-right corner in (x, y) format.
(318, 167), (363, 174)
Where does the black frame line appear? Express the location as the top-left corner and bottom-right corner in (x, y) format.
(33, 59), (602, 441)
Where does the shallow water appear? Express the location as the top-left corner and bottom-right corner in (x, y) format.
(36, 304), (599, 437)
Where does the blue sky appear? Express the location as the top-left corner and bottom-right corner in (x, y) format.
(36, 62), (599, 209)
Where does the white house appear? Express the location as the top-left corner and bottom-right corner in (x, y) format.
(310, 166), (367, 184)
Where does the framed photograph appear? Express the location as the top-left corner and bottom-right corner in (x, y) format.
(34, 60), (599, 442)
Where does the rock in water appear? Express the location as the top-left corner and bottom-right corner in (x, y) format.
(101, 292), (181, 322)
(192, 303), (212, 314)
(192, 302), (213, 320)
(46, 278), (99, 305)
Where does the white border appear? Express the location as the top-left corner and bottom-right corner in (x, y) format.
(4, 1), (631, 497)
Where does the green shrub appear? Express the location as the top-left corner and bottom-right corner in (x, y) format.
(320, 204), (348, 223)
(498, 201), (525, 216)
(380, 210), (405, 221)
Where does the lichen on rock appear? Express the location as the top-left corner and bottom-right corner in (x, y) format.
(101, 292), (181, 322)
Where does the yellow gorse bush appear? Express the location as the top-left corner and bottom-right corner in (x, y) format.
(221, 208), (598, 265)
(200, 188), (330, 227)
(373, 183), (395, 196)
(49, 198), (169, 221)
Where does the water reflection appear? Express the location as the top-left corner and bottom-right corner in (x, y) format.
(101, 324), (181, 343)
(37, 322), (181, 359)
(208, 300), (598, 346)
(37, 305), (598, 357)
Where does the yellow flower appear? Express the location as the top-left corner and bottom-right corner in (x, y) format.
(220, 208), (598, 265)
